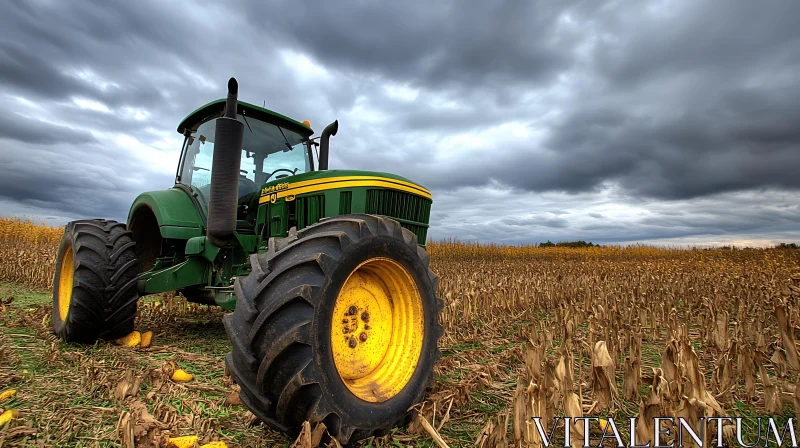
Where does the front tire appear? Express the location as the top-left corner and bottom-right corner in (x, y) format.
(224, 215), (443, 445)
(52, 219), (139, 343)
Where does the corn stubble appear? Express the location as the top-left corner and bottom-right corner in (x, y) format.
(3, 220), (800, 446)
(424, 240), (800, 447)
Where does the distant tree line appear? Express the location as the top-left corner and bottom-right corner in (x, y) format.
(538, 240), (598, 248)
(775, 242), (799, 249)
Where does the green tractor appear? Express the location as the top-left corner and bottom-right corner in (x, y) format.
(51, 78), (442, 444)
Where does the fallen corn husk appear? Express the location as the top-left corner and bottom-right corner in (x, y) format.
(0, 409), (20, 426)
(172, 369), (193, 382)
(0, 389), (17, 401)
(115, 331), (141, 347)
(165, 435), (199, 448)
(199, 442), (228, 448)
(140, 331), (153, 348)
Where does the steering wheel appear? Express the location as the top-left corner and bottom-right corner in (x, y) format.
(265, 168), (297, 181)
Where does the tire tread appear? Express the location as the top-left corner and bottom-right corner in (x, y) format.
(224, 214), (443, 445)
(53, 219), (139, 343)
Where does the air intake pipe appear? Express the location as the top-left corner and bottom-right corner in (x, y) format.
(317, 120), (338, 170)
(206, 78), (244, 247)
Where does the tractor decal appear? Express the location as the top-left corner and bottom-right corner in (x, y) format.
(259, 182), (290, 195)
(258, 175), (432, 204)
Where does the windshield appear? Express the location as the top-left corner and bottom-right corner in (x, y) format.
(178, 115), (311, 208)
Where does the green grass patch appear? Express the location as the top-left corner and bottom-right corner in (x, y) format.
(0, 281), (50, 307)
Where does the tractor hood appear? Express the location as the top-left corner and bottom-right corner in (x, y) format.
(256, 169), (433, 245)
(258, 170), (432, 203)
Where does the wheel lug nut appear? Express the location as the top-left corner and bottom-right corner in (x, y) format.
(342, 327), (349, 334)
(348, 338), (357, 348)
(359, 332), (368, 342)
(361, 311), (370, 322)
(348, 306), (358, 315)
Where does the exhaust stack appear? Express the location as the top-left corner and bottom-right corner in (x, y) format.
(318, 120), (338, 170)
(206, 78), (244, 247)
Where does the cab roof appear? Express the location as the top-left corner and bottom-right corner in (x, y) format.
(177, 99), (314, 137)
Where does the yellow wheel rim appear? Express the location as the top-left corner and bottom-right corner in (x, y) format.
(57, 246), (74, 322)
(331, 257), (424, 402)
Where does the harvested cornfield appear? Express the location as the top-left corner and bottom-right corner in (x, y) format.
(1, 219), (799, 446)
(425, 241), (800, 446)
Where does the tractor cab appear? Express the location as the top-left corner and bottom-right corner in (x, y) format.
(175, 100), (315, 232)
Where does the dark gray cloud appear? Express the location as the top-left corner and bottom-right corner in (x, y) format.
(428, 187), (800, 246)
(317, 1), (800, 200)
(502, 214), (569, 229)
(0, 113), (97, 145)
(0, 0), (797, 245)
(244, 1), (585, 91)
(0, 139), (170, 220)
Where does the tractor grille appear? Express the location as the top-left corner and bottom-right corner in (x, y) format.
(295, 194), (325, 230)
(339, 191), (352, 214)
(365, 189), (431, 245)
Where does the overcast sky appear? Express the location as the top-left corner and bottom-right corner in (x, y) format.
(1, 0), (799, 246)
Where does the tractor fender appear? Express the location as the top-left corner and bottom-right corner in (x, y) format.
(127, 187), (205, 240)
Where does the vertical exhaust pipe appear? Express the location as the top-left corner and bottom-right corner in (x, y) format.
(318, 120), (338, 170)
(207, 78), (244, 247)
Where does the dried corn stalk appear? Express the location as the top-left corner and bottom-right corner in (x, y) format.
(776, 302), (800, 372)
(623, 331), (642, 401)
(636, 369), (668, 446)
(591, 341), (618, 412)
(759, 363), (782, 414)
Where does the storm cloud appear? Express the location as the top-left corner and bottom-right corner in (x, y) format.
(0, 0), (798, 245)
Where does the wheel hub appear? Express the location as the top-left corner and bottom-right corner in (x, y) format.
(57, 246), (74, 322)
(331, 257), (424, 402)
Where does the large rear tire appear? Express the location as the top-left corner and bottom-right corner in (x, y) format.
(224, 215), (443, 445)
(52, 219), (139, 343)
